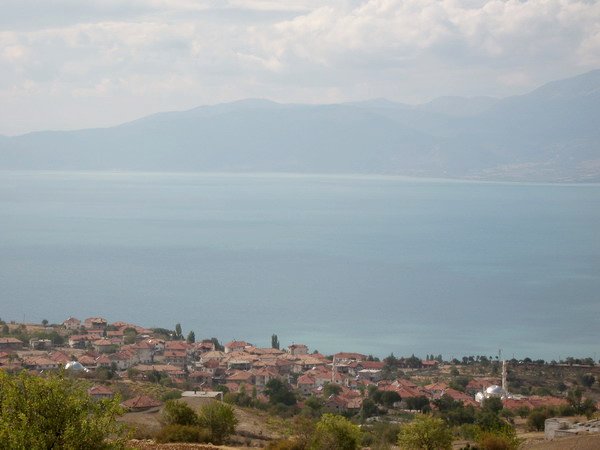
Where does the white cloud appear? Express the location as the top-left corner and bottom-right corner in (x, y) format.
(0, 0), (599, 134)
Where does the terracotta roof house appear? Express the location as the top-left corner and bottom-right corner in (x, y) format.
(287, 344), (309, 355)
(92, 339), (115, 353)
(84, 317), (108, 330)
(121, 395), (162, 411)
(0, 337), (23, 351)
(22, 356), (61, 371)
(224, 340), (249, 353)
(88, 385), (114, 400)
(62, 317), (81, 331)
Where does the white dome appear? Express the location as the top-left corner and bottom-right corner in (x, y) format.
(65, 361), (86, 371)
(485, 385), (504, 396)
(475, 392), (485, 403)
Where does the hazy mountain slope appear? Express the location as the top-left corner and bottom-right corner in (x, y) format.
(1, 70), (599, 181)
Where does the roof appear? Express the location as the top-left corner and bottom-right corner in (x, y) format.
(0, 338), (23, 344)
(121, 395), (161, 409)
(88, 385), (113, 396)
(225, 340), (249, 348)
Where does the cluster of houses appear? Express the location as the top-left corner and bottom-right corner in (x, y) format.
(0, 317), (576, 414)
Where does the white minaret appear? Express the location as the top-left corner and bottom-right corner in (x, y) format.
(502, 359), (508, 395)
(331, 356), (336, 384)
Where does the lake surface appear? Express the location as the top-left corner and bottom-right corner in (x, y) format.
(1, 171), (599, 360)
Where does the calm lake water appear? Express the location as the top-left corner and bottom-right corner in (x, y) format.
(1, 171), (599, 360)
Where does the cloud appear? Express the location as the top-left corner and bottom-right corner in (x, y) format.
(0, 0), (599, 134)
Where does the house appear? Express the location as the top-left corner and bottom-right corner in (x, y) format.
(68, 335), (91, 349)
(22, 356), (60, 371)
(110, 350), (135, 370)
(357, 369), (382, 382)
(78, 355), (98, 369)
(224, 340), (249, 353)
(95, 354), (112, 369)
(324, 395), (349, 414)
(29, 338), (52, 350)
(334, 352), (368, 363)
(163, 350), (187, 366)
(227, 370), (255, 385)
(287, 344), (309, 355)
(253, 368), (278, 389)
(131, 341), (154, 364)
(0, 337), (23, 351)
(84, 317), (108, 330)
(121, 395), (162, 412)
(62, 317), (81, 331)
(297, 373), (317, 395)
(92, 339), (115, 354)
(227, 359), (251, 371)
(88, 385), (114, 400)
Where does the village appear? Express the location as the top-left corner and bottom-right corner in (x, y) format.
(1, 315), (599, 448)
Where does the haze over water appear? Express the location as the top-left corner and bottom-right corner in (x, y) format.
(1, 171), (598, 361)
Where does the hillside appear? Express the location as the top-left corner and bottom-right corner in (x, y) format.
(1, 70), (599, 182)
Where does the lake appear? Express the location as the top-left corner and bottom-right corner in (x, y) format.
(1, 171), (599, 361)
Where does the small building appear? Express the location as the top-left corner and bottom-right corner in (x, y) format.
(121, 395), (162, 412)
(288, 344), (309, 356)
(88, 385), (114, 400)
(62, 317), (81, 331)
(29, 338), (53, 350)
(84, 317), (108, 331)
(224, 340), (249, 353)
(0, 337), (24, 351)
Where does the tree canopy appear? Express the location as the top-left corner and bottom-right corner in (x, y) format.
(0, 371), (126, 449)
(397, 414), (452, 450)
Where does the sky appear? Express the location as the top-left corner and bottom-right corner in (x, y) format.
(1, 0), (600, 135)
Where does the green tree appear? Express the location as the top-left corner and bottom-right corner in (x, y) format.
(526, 410), (548, 431)
(197, 401), (238, 445)
(271, 334), (280, 349)
(186, 330), (196, 344)
(323, 383), (342, 397)
(41, 319), (48, 327)
(360, 398), (379, 419)
(405, 396), (430, 412)
(175, 323), (183, 340)
(265, 379), (297, 406)
(0, 371), (126, 449)
(162, 400), (198, 426)
(397, 414), (452, 450)
(311, 413), (361, 450)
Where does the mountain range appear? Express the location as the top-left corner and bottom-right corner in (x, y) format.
(1, 70), (599, 182)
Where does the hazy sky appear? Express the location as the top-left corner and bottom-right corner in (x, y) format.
(1, 0), (599, 135)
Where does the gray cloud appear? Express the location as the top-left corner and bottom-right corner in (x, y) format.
(0, 0), (599, 134)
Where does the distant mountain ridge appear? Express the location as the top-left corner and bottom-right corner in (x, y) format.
(1, 70), (599, 182)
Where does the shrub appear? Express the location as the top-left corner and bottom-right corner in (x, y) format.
(527, 410), (548, 431)
(397, 414), (452, 450)
(155, 424), (210, 443)
(0, 371), (127, 449)
(197, 400), (238, 444)
(311, 413), (362, 450)
(476, 430), (520, 450)
(162, 400), (198, 426)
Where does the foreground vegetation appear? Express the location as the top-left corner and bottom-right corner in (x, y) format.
(0, 371), (127, 449)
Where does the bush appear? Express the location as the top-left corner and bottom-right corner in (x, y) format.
(198, 401), (238, 444)
(311, 413), (362, 450)
(155, 424), (210, 443)
(265, 439), (305, 450)
(0, 371), (127, 449)
(397, 414), (452, 450)
(527, 410), (548, 431)
(162, 400), (198, 426)
(476, 430), (520, 450)
(161, 390), (182, 402)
